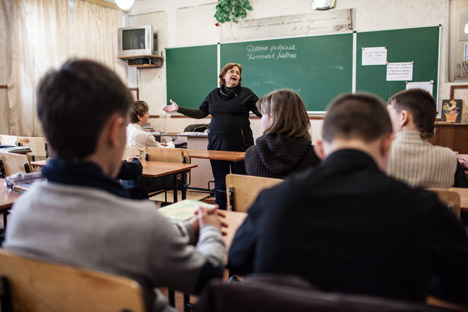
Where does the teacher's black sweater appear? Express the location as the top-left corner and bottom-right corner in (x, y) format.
(178, 85), (260, 151)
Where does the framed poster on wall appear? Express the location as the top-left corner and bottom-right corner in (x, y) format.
(450, 85), (468, 123)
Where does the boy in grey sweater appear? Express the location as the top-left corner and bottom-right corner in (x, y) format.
(3, 59), (225, 312)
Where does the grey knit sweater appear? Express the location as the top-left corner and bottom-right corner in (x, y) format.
(4, 181), (225, 312)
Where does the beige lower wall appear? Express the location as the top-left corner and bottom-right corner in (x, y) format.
(149, 116), (324, 144)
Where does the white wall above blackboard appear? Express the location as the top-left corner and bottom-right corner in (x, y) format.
(220, 9), (353, 42)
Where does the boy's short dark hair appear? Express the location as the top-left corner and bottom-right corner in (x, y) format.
(129, 100), (149, 124)
(323, 93), (392, 143)
(37, 59), (133, 160)
(388, 89), (437, 139)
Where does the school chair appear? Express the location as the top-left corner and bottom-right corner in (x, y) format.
(0, 152), (31, 179)
(0, 135), (17, 147)
(427, 188), (461, 219)
(122, 146), (142, 160)
(226, 174), (283, 212)
(16, 136), (48, 162)
(194, 274), (439, 312)
(0, 152), (32, 232)
(146, 147), (210, 203)
(0, 249), (145, 312)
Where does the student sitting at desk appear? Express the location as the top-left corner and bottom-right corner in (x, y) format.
(4, 59), (226, 312)
(386, 89), (468, 188)
(229, 93), (468, 306)
(127, 100), (175, 150)
(245, 89), (320, 178)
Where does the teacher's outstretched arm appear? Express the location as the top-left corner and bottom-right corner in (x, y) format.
(163, 99), (179, 112)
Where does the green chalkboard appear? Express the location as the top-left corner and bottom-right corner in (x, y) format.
(220, 33), (353, 112)
(166, 45), (218, 109)
(356, 26), (440, 102)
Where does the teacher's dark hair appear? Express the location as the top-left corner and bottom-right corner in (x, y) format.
(388, 88), (436, 139)
(36, 59), (133, 160)
(219, 63), (242, 86)
(257, 89), (311, 140)
(323, 93), (392, 143)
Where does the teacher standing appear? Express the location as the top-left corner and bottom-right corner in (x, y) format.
(163, 63), (261, 210)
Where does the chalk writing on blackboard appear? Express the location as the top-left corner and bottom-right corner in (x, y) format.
(245, 44), (297, 61)
(221, 9), (353, 42)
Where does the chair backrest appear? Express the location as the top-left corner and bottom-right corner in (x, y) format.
(16, 136), (48, 160)
(122, 146), (142, 160)
(195, 275), (439, 312)
(145, 147), (189, 164)
(427, 188), (461, 219)
(0, 135), (17, 146)
(0, 249), (145, 312)
(226, 174), (283, 212)
(0, 152), (31, 178)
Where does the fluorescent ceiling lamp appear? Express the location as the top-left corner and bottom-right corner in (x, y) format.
(115, 0), (134, 10)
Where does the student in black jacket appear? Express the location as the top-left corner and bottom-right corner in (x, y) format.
(229, 93), (468, 306)
(163, 63), (261, 209)
(245, 89), (320, 178)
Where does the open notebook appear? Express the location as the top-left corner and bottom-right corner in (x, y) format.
(158, 200), (216, 221)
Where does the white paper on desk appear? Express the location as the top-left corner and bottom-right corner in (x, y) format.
(406, 81), (433, 95)
(387, 62), (413, 81)
(362, 47), (387, 66)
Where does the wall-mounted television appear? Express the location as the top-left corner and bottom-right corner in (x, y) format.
(118, 25), (154, 57)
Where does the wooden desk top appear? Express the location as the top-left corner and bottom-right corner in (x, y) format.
(448, 187), (468, 212)
(30, 160), (198, 178)
(30, 159), (47, 167)
(0, 179), (20, 211)
(223, 210), (247, 252)
(186, 149), (245, 162)
(141, 161), (197, 178)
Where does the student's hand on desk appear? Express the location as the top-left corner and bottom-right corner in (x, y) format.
(196, 206), (228, 236)
(163, 99), (179, 112)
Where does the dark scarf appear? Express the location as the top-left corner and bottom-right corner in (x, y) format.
(42, 158), (129, 198)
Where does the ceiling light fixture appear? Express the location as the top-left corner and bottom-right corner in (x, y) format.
(115, 0), (134, 11)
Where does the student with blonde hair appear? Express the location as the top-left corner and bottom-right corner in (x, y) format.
(245, 89), (320, 178)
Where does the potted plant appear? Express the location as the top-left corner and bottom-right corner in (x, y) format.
(214, 0), (253, 23)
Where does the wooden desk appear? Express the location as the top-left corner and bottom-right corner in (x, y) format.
(30, 160), (47, 167)
(30, 160), (198, 203)
(140, 161), (197, 178)
(0, 178), (21, 231)
(32, 160), (198, 176)
(429, 123), (468, 154)
(223, 210), (247, 253)
(141, 161), (197, 203)
(185, 149), (246, 191)
(0, 179), (20, 212)
(186, 149), (245, 162)
(448, 187), (468, 212)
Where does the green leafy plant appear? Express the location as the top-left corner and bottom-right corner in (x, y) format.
(214, 0), (253, 24)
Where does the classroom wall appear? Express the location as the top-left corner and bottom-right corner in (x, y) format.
(0, 1), (12, 135)
(129, 0), (462, 143)
(449, 0), (468, 81)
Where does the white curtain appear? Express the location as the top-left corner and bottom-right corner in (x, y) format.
(8, 0), (124, 136)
